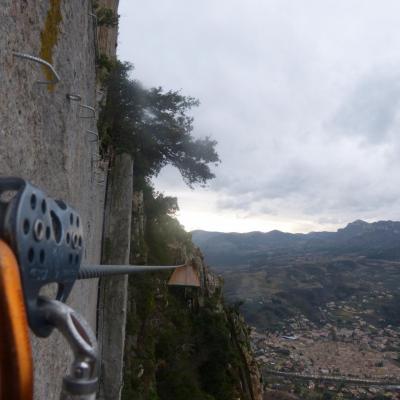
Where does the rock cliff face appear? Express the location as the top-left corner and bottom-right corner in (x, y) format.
(98, 153), (132, 400)
(122, 190), (263, 400)
(0, 1), (103, 399)
(94, 1), (134, 399)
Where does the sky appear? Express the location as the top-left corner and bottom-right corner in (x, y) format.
(118, 0), (400, 233)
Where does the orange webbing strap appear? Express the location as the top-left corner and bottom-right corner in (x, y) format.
(0, 240), (33, 400)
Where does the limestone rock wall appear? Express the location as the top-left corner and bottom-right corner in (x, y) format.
(0, 1), (104, 399)
(198, 251), (264, 400)
(93, 2), (134, 399)
(130, 190), (147, 264)
(98, 153), (133, 400)
(228, 312), (264, 400)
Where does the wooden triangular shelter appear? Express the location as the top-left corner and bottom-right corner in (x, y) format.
(168, 262), (201, 288)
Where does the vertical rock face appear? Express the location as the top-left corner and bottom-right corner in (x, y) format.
(98, 153), (133, 400)
(94, 2), (135, 400)
(197, 252), (264, 400)
(130, 190), (147, 264)
(0, 1), (103, 399)
(227, 311), (264, 400)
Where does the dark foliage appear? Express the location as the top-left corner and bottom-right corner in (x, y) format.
(96, 7), (119, 27)
(140, 183), (193, 265)
(99, 61), (220, 186)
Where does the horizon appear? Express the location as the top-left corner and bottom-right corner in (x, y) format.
(188, 218), (398, 235)
(119, 1), (400, 234)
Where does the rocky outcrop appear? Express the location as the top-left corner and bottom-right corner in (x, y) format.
(96, 0), (119, 59)
(228, 311), (264, 400)
(122, 189), (263, 400)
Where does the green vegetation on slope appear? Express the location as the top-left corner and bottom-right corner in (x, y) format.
(122, 188), (256, 400)
(222, 257), (400, 331)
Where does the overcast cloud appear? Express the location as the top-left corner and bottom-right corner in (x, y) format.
(118, 0), (400, 233)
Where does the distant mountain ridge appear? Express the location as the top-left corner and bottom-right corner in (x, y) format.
(192, 220), (400, 268)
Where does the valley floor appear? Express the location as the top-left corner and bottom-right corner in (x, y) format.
(253, 314), (400, 399)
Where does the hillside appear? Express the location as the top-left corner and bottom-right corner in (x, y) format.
(192, 220), (400, 329)
(193, 221), (400, 398)
(192, 220), (400, 268)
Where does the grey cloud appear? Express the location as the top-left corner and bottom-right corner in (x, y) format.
(214, 151), (400, 220)
(331, 73), (400, 143)
(317, 216), (343, 225)
(119, 0), (400, 232)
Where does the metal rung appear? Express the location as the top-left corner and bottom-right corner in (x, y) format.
(91, 152), (101, 161)
(89, 13), (99, 58)
(13, 52), (60, 85)
(86, 130), (99, 142)
(88, 13), (98, 24)
(79, 104), (96, 119)
(91, 153), (101, 163)
(66, 94), (82, 102)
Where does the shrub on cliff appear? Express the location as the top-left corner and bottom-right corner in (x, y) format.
(98, 61), (220, 187)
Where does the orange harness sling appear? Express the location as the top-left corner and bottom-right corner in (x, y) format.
(0, 240), (33, 400)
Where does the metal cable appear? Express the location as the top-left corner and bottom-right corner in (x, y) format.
(77, 264), (183, 280)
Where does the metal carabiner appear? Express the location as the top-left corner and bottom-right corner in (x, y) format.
(37, 298), (99, 400)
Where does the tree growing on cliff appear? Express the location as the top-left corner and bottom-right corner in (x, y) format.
(98, 61), (220, 187)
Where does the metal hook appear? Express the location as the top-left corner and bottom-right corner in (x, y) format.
(12, 52), (60, 85)
(79, 105), (96, 119)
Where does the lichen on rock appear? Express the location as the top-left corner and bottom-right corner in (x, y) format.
(39, 0), (62, 89)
